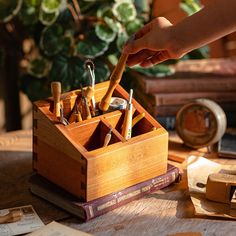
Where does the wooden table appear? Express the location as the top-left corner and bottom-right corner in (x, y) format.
(0, 130), (236, 236)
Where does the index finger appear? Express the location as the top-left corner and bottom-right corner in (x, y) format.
(135, 20), (153, 39)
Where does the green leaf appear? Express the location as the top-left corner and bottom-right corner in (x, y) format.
(187, 45), (209, 59)
(116, 31), (128, 52)
(92, 60), (110, 83)
(107, 54), (118, 66)
(56, 7), (73, 26)
(134, 0), (150, 13)
(39, 7), (59, 25)
(133, 64), (174, 77)
(112, 1), (136, 22)
(125, 18), (143, 36)
(20, 74), (51, 101)
(50, 55), (86, 90)
(95, 23), (116, 43)
(96, 5), (113, 18)
(104, 16), (122, 33)
(27, 57), (51, 78)
(180, 0), (201, 16)
(41, 0), (61, 13)
(25, 0), (41, 7)
(77, 30), (109, 58)
(61, 33), (73, 54)
(134, 0), (150, 21)
(40, 24), (65, 56)
(19, 4), (39, 25)
(0, 0), (23, 23)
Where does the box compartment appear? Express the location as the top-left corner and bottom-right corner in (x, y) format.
(68, 118), (122, 151)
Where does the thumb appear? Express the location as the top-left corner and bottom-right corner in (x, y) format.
(123, 36), (148, 54)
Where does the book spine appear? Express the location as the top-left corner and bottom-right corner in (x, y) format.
(82, 166), (180, 220)
(145, 77), (236, 94)
(133, 69), (236, 94)
(153, 92), (236, 106)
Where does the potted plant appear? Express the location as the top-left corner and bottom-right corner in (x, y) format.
(0, 0), (206, 102)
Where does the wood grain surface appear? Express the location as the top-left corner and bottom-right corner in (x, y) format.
(0, 130), (236, 236)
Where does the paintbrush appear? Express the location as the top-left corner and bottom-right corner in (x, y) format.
(121, 89), (133, 140)
(84, 60), (96, 116)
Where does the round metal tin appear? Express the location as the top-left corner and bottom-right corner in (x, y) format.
(176, 99), (227, 149)
(108, 97), (127, 111)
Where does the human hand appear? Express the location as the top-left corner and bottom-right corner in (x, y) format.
(123, 17), (183, 67)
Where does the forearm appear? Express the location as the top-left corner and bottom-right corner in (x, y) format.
(170, 0), (236, 55)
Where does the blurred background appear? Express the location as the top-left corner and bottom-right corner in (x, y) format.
(1, 0), (236, 134)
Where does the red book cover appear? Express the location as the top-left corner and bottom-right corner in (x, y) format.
(30, 164), (180, 221)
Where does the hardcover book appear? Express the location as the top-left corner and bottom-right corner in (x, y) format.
(134, 86), (236, 115)
(30, 164), (180, 221)
(133, 58), (236, 94)
(134, 71), (236, 94)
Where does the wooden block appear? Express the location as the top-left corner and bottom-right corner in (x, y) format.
(33, 81), (168, 201)
(206, 173), (236, 204)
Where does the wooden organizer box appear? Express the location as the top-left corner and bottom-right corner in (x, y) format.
(33, 81), (168, 201)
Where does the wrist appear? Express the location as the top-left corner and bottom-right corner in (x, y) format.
(166, 25), (188, 59)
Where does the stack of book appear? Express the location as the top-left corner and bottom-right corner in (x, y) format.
(132, 58), (236, 130)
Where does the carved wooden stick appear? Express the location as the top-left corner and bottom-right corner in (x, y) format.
(81, 85), (91, 120)
(85, 86), (96, 116)
(99, 53), (128, 111)
(68, 100), (83, 123)
(51, 82), (61, 118)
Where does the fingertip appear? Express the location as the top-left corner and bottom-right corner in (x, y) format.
(122, 35), (135, 53)
(122, 45), (130, 54)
